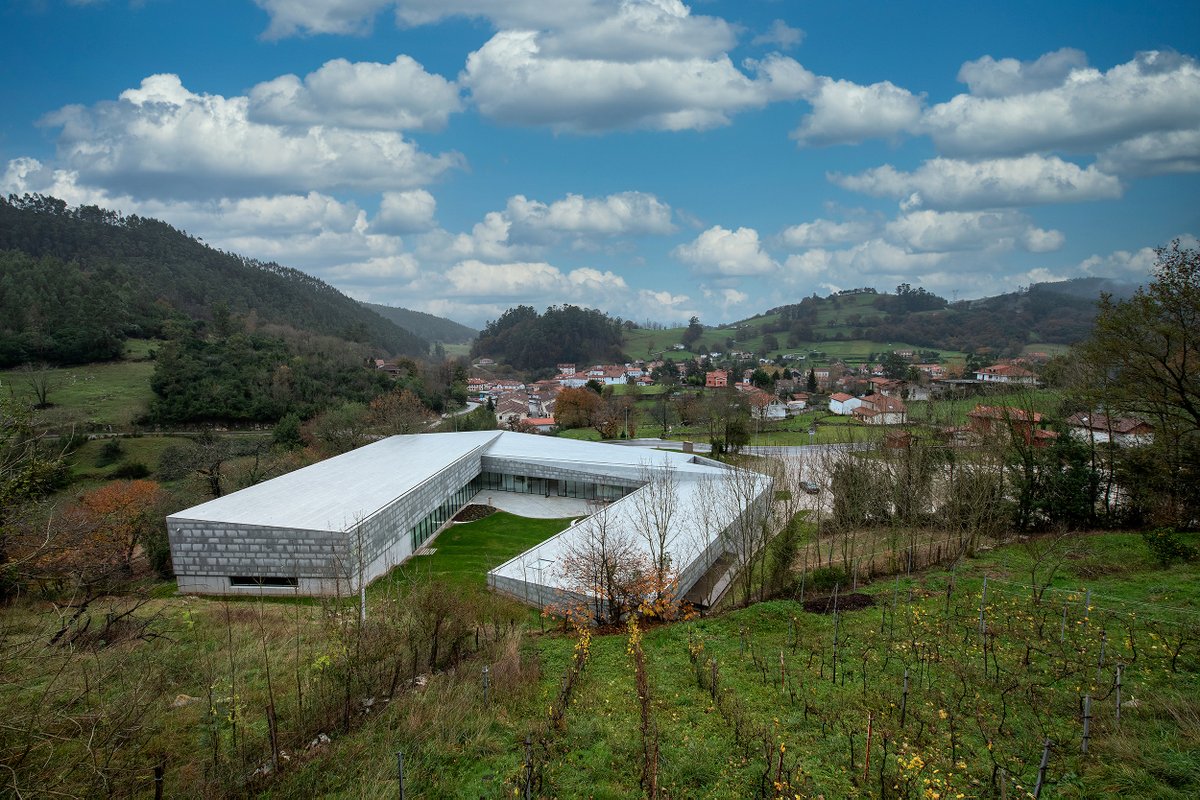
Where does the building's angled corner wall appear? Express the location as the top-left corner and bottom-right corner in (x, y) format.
(488, 571), (588, 613)
(351, 443), (486, 585)
(168, 519), (347, 596)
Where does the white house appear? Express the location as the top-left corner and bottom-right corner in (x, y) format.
(747, 391), (788, 420)
(975, 364), (1038, 385)
(852, 393), (907, 425)
(1065, 413), (1154, 446)
(828, 392), (862, 416)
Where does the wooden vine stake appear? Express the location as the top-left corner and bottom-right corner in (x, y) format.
(1115, 664), (1123, 726)
(978, 576), (988, 639)
(863, 710), (874, 785)
(1081, 695), (1092, 754)
(1033, 738), (1052, 799)
(831, 584), (841, 685)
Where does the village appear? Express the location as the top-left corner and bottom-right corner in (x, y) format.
(371, 348), (1149, 450)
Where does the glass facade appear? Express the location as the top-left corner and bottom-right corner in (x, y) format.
(476, 470), (632, 502)
(409, 476), (480, 552)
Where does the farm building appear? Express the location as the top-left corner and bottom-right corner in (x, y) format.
(167, 432), (770, 608)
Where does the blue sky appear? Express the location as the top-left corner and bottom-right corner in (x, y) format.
(2, 1), (1198, 329)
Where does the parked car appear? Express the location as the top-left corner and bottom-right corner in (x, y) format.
(800, 480), (820, 494)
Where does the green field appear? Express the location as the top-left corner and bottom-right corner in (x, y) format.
(3, 517), (1197, 798)
(626, 322), (968, 369)
(268, 530), (1200, 798)
(557, 427), (604, 441)
(907, 387), (1064, 426)
(0, 344), (157, 430)
(67, 435), (188, 482)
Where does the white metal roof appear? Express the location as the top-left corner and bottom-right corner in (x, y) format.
(167, 431), (501, 532)
(485, 431), (716, 481)
(486, 465), (771, 593)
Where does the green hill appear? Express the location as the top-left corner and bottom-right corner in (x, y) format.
(362, 302), (476, 345)
(0, 194), (429, 367)
(627, 280), (1125, 365)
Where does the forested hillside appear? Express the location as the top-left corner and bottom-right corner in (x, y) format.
(0, 195), (429, 367)
(472, 304), (628, 371)
(759, 279), (1123, 356)
(362, 302), (476, 344)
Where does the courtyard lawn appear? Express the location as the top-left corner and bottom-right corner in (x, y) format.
(396, 511), (576, 590)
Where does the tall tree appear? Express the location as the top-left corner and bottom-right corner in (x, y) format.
(1076, 240), (1200, 525)
(1079, 240), (1199, 434)
(369, 388), (433, 435)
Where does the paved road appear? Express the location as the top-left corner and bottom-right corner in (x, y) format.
(609, 438), (874, 456)
(442, 401), (481, 418)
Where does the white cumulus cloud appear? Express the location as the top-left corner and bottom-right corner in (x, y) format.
(1076, 234), (1199, 278)
(255, 0), (396, 39)
(832, 155), (1123, 210)
(40, 73), (462, 200)
(1097, 128), (1200, 176)
(956, 48), (1088, 98)
(924, 50), (1200, 157)
(505, 192), (675, 237)
(792, 77), (924, 146)
(884, 209), (1063, 253)
(462, 31), (812, 132)
(780, 218), (876, 248)
(752, 19), (804, 50)
(248, 55), (461, 131)
(442, 260), (627, 298)
(783, 240), (948, 283)
(673, 225), (778, 276)
(374, 190), (437, 233)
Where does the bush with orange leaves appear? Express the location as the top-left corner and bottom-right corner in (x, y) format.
(37, 479), (168, 591)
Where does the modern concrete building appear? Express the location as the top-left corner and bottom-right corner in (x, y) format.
(167, 431), (771, 608)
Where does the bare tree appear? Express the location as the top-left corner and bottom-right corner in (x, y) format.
(369, 387), (434, 435)
(633, 462), (681, 601)
(19, 362), (57, 408)
(1023, 528), (1080, 605)
(712, 463), (773, 605)
(557, 499), (644, 624)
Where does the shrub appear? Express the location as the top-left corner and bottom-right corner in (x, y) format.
(96, 438), (124, 467)
(767, 519), (805, 597)
(109, 462), (151, 479)
(809, 566), (848, 593)
(1142, 527), (1196, 567)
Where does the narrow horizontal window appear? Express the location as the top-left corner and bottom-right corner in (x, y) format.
(229, 576), (299, 588)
